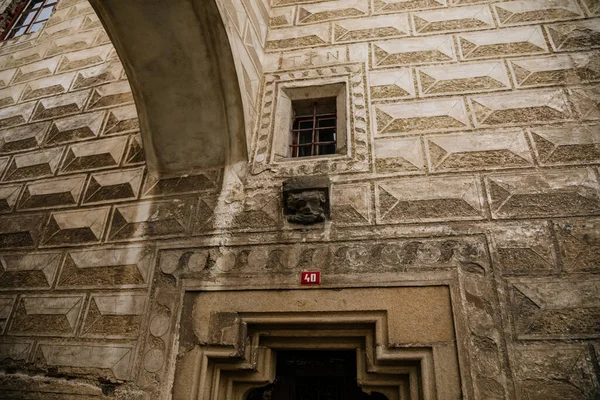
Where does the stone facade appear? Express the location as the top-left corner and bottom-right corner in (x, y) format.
(0, 0), (599, 399)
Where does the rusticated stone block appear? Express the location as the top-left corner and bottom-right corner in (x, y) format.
(81, 292), (147, 339)
(369, 68), (414, 99)
(373, 0), (446, 13)
(458, 26), (548, 60)
(270, 9), (293, 28)
(45, 110), (104, 145)
(0, 296), (16, 333)
(425, 129), (533, 172)
(376, 176), (484, 223)
(0, 84), (26, 107)
(86, 81), (134, 110)
(512, 345), (599, 399)
(297, 0), (368, 24)
(331, 183), (371, 225)
(80, 14), (102, 31)
(93, 30), (112, 46)
(21, 72), (76, 101)
(44, 6), (71, 27)
(0, 252), (62, 290)
(72, 61), (123, 90)
(8, 294), (84, 337)
(0, 184), (21, 213)
(57, 245), (154, 289)
(266, 24), (330, 50)
(554, 219), (600, 272)
(60, 136), (127, 173)
(508, 278), (600, 339)
(417, 61), (510, 96)
(232, 189), (281, 230)
(72, 0), (96, 14)
(0, 122), (49, 153)
(0, 340), (32, 364)
(0, 36), (36, 58)
(0, 214), (44, 248)
(123, 133), (144, 165)
(494, 0), (583, 27)
(374, 137), (425, 174)
(41, 207), (110, 246)
(509, 52), (600, 88)
(489, 221), (557, 274)
(193, 197), (216, 233)
(19, 175), (86, 210)
(2, 45), (48, 69)
(141, 170), (220, 198)
(486, 169), (600, 218)
(469, 89), (571, 127)
(460, 271), (509, 399)
(31, 90), (90, 121)
(67, 2), (94, 18)
(333, 14), (409, 43)
(374, 98), (470, 135)
(529, 124), (600, 165)
(0, 68), (17, 88)
(546, 19), (600, 51)
(0, 43), (35, 62)
(38, 16), (84, 42)
(83, 167), (144, 204)
(46, 30), (98, 57)
(582, 0), (600, 15)
(102, 104), (139, 135)
(33, 342), (135, 380)
(2, 147), (64, 181)
(569, 85), (600, 120)
(0, 102), (36, 128)
(0, 156), (8, 177)
(108, 198), (196, 241)
(56, 44), (113, 73)
(581, 0), (599, 15)
(56, 0), (87, 11)
(12, 56), (60, 84)
(412, 5), (494, 35)
(372, 36), (455, 67)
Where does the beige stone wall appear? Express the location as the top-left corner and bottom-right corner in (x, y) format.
(0, 0), (151, 397)
(218, 0), (271, 149)
(0, 0), (599, 399)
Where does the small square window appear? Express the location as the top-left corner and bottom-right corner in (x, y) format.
(272, 82), (348, 162)
(290, 97), (337, 158)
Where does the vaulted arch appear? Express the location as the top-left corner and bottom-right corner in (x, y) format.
(88, 0), (248, 177)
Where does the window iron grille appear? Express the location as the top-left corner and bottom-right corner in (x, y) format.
(290, 97), (337, 158)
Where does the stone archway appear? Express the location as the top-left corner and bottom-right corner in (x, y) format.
(87, 0), (248, 177)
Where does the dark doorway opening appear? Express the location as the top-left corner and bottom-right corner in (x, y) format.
(246, 350), (388, 400)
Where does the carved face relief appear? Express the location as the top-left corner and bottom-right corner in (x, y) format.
(285, 190), (327, 224)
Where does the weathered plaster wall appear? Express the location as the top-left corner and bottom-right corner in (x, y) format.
(0, 0), (598, 399)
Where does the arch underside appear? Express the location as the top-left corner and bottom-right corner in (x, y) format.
(88, 0), (248, 177)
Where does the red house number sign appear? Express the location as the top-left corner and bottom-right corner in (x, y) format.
(301, 271), (321, 285)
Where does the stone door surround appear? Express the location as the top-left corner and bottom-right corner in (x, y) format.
(172, 287), (462, 400)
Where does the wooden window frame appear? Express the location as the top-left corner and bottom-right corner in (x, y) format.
(1, 0), (58, 40)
